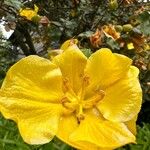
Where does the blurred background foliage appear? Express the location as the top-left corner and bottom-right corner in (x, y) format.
(0, 0), (150, 149)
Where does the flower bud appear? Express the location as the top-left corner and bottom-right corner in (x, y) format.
(109, 0), (118, 10)
(115, 25), (123, 32)
(123, 24), (133, 32)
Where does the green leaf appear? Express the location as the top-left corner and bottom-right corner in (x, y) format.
(106, 38), (120, 50)
(4, 0), (22, 10)
(81, 48), (92, 57)
(139, 11), (150, 36)
(78, 31), (94, 38)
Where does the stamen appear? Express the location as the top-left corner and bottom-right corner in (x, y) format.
(63, 78), (77, 98)
(83, 75), (90, 86)
(61, 76), (105, 123)
(63, 102), (77, 110)
(63, 78), (70, 92)
(95, 89), (105, 98)
(83, 90), (105, 109)
(78, 75), (90, 100)
(61, 97), (69, 103)
(76, 104), (85, 123)
(61, 97), (77, 111)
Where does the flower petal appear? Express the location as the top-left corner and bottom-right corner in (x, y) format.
(57, 115), (79, 148)
(85, 48), (132, 89)
(53, 45), (87, 94)
(98, 66), (142, 122)
(0, 55), (64, 144)
(57, 115), (110, 150)
(69, 112), (135, 149)
(125, 115), (137, 135)
(0, 100), (62, 144)
(60, 39), (78, 51)
(1, 55), (63, 103)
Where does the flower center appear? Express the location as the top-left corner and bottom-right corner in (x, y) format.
(61, 76), (105, 123)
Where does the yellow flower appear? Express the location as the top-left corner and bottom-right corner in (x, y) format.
(0, 42), (142, 149)
(127, 43), (134, 50)
(19, 5), (39, 21)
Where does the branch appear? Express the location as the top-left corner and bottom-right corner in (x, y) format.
(23, 28), (37, 54)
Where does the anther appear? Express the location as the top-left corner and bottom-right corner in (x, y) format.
(63, 78), (70, 92)
(96, 89), (105, 99)
(77, 114), (85, 124)
(78, 75), (90, 100)
(61, 97), (70, 109)
(61, 97), (69, 104)
(83, 75), (90, 86)
(61, 97), (77, 111)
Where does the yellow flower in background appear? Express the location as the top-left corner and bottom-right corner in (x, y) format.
(0, 40), (142, 150)
(127, 43), (134, 50)
(144, 44), (150, 51)
(19, 5), (39, 21)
